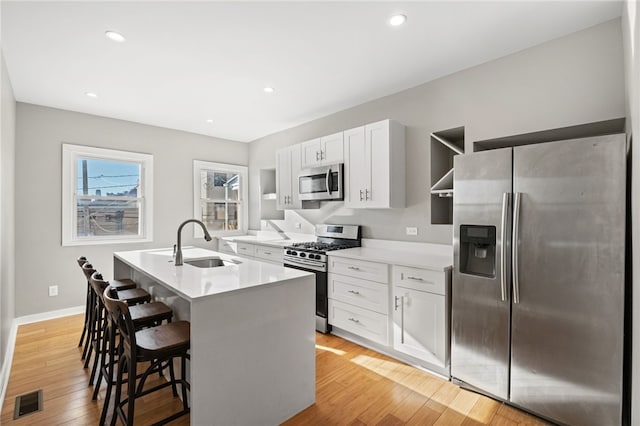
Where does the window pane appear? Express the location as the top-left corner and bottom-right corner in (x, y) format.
(201, 171), (240, 201)
(76, 199), (140, 237)
(77, 158), (140, 197)
(201, 201), (239, 231)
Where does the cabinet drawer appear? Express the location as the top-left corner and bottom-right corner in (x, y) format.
(392, 266), (445, 295)
(328, 273), (388, 315)
(236, 242), (255, 258)
(328, 299), (388, 345)
(254, 245), (283, 264)
(328, 257), (388, 283)
(218, 240), (238, 255)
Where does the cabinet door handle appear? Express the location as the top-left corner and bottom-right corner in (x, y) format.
(321, 150), (325, 160)
(263, 251), (271, 255)
(407, 276), (424, 281)
(394, 295), (401, 311)
(240, 247), (247, 251)
(365, 189), (370, 200)
(359, 190), (364, 201)
(347, 266), (360, 271)
(347, 290), (360, 295)
(348, 317), (360, 324)
(316, 151), (320, 161)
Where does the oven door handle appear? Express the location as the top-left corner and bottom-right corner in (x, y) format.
(326, 169), (332, 195)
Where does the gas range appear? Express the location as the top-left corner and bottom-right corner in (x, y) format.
(283, 224), (361, 334)
(283, 225), (361, 272)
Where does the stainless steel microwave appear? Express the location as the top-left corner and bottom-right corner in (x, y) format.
(298, 164), (344, 201)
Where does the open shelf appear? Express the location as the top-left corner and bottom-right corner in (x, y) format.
(260, 169), (284, 220)
(430, 127), (464, 225)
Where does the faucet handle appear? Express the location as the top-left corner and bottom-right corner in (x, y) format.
(172, 244), (177, 260)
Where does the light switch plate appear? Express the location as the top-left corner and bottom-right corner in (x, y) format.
(406, 227), (418, 236)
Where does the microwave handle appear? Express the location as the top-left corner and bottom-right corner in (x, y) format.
(326, 169), (332, 195)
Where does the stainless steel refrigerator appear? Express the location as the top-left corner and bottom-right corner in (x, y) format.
(451, 134), (627, 426)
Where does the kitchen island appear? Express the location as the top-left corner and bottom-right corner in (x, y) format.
(113, 247), (316, 426)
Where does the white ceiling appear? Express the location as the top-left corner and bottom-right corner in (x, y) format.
(1, 1), (623, 142)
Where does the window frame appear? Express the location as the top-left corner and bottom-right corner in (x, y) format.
(193, 160), (248, 237)
(61, 144), (154, 246)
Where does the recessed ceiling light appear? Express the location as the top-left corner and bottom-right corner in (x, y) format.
(105, 30), (126, 43)
(85, 92), (98, 98)
(206, 119), (214, 123)
(389, 14), (407, 26)
(263, 87), (275, 93)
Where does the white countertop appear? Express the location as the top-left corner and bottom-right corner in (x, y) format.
(114, 247), (312, 301)
(327, 245), (453, 271)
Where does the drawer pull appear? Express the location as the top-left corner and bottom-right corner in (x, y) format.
(407, 276), (424, 281)
(348, 266), (361, 271)
(240, 247), (247, 250)
(347, 290), (361, 295)
(263, 251), (272, 255)
(348, 317), (360, 324)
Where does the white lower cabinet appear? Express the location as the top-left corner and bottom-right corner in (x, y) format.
(328, 258), (389, 345)
(392, 265), (449, 367)
(218, 239), (238, 255)
(236, 242), (256, 258)
(254, 245), (284, 264)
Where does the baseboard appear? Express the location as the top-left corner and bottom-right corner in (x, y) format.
(0, 305), (84, 404)
(14, 305), (84, 326)
(0, 319), (18, 407)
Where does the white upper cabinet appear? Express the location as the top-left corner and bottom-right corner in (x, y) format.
(344, 119), (405, 209)
(300, 132), (344, 169)
(276, 144), (302, 210)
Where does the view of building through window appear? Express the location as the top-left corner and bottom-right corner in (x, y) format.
(75, 158), (141, 237)
(200, 170), (240, 231)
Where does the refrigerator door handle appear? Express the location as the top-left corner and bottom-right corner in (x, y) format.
(500, 192), (510, 302)
(512, 192), (521, 304)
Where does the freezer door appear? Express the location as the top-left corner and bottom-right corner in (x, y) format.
(511, 135), (626, 425)
(452, 147), (512, 400)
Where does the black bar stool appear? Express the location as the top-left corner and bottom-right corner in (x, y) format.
(77, 256), (90, 350)
(92, 283), (173, 424)
(87, 271), (153, 386)
(103, 286), (190, 426)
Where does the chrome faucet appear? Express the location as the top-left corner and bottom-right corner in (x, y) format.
(175, 219), (212, 266)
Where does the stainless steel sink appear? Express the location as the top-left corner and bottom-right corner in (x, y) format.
(185, 258), (227, 268)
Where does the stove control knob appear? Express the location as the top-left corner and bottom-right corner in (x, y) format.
(300, 253), (306, 258)
(313, 254), (320, 260)
(286, 250), (292, 255)
(291, 251), (297, 256)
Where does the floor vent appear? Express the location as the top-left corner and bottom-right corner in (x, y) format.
(13, 389), (43, 419)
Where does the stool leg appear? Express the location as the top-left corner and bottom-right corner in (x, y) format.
(82, 290), (95, 361)
(99, 320), (116, 425)
(89, 306), (106, 386)
(78, 282), (90, 347)
(180, 354), (189, 412)
(168, 358), (178, 398)
(112, 355), (126, 426)
(84, 300), (97, 369)
(126, 359), (137, 426)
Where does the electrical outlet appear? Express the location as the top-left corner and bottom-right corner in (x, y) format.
(406, 227), (418, 236)
(48, 285), (59, 297)
(295, 222), (302, 229)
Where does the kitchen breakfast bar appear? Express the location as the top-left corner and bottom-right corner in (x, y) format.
(113, 247), (316, 425)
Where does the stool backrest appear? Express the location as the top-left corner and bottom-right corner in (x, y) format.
(76, 256), (88, 267)
(82, 262), (96, 281)
(102, 286), (137, 357)
(89, 271), (109, 300)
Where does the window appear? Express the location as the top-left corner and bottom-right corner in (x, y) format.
(62, 144), (153, 246)
(193, 160), (248, 236)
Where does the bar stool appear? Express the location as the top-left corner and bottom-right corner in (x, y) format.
(103, 287), (191, 426)
(86, 271), (153, 385)
(81, 262), (98, 363)
(77, 256), (90, 350)
(92, 284), (173, 424)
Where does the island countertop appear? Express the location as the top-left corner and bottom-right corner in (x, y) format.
(114, 247), (312, 301)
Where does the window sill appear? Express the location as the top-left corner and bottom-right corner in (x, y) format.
(62, 236), (153, 247)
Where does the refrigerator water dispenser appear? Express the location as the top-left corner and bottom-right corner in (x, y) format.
(459, 225), (496, 278)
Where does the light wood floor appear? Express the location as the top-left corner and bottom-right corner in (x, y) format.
(1, 314), (547, 425)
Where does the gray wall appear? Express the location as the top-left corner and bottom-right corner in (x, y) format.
(14, 104), (249, 316)
(248, 19), (625, 244)
(622, 1), (639, 424)
(1, 51), (16, 365)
